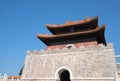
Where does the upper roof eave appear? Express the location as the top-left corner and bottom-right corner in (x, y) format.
(37, 25), (105, 39)
(46, 16), (98, 29)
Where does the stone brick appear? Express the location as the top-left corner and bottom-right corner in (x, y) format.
(22, 43), (116, 81)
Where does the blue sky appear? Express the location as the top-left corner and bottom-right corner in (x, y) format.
(0, 0), (120, 75)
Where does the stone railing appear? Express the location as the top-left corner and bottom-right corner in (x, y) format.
(0, 74), (21, 81)
(0, 74), (7, 81)
(26, 43), (113, 55)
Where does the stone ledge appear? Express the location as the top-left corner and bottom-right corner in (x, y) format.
(21, 77), (115, 80)
(26, 43), (113, 55)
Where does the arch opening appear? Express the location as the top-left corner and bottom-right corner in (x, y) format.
(65, 44), (75, 49)
(58, 69), (71, 81)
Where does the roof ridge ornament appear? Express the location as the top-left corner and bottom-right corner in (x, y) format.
(46, 16), (98, 28)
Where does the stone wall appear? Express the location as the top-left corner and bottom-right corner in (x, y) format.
(21, 43), (116, 81)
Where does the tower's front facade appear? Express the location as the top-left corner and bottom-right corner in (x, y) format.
(21, 16), (117, 81)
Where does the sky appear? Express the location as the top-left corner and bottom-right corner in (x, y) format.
(0, 0), (120, 76)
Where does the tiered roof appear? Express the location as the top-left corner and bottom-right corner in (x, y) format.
(46, 16), (98, 34)
(37, 16), (106, 46)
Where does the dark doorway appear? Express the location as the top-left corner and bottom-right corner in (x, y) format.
(59, 70), (71, 81)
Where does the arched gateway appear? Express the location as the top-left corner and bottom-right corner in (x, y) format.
(55, 67), (72, 81)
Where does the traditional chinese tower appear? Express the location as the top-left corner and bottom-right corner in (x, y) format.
(36, 16), (106, 49)
(21, 16), (117, 81)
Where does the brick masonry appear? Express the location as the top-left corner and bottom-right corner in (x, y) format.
(21, 43), (117, 81)
(46, 41), (98, 50)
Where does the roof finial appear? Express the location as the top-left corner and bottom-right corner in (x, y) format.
(66, 20), (71, 25)
(85, 16), (90, 21)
